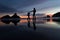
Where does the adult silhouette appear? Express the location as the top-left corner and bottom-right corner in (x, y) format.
(33, 8), (36, 16)
(29, 8), (36, 20)
(30, 8), (36, 16)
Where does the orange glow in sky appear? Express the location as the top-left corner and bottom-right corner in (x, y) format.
(20, 16), (32, 18)
(20, 16), (28, 18)
(20, 19), (32, 23)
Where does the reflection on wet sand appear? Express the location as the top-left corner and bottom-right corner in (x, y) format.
(27, 16), (36, 30)
(33, 17), (36, 30)
(0, 18), (59, 25)
(20, 19), (32, 23)
(1, 19), (20, 26)
(0, 17), (60, 28)
(27, 19), (30, 28)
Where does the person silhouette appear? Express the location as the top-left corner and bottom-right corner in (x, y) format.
(29, 8), (36, 20)
(27, 12), (30, 20)
(30, 8), (36, 16)
(33, 8), (36, 16)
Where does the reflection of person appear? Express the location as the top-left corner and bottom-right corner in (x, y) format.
(27, 8), (36, 30)
(33, 17), (36, 30)
(27, 19), (30, 28)
(27, 12), (30, 20)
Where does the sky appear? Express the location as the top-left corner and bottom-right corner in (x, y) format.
(0, 0), (60, 16)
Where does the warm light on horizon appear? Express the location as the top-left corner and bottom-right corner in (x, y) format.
(45, 13), (54, 17)
(20, 19), (32, 23)
(20, 16), (32, 18)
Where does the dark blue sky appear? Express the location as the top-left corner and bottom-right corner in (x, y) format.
(0, 0), (47, 13)
(0, 0), (47, 8)
(0, 0), (60, 15)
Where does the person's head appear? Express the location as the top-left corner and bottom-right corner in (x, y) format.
(34, 8), (35, 10)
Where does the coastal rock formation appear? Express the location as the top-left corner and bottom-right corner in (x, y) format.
(1, 13), (20, 25)
(1, 15), (10, 19)
(52, 12), (60, 17)
(11, 13), (20, 20)
(52, 12), (60, 22)
(47, 15), (50, 18)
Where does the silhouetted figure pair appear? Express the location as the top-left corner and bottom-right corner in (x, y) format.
(27, 8), (36, 20)
(27, 8), (36, 30)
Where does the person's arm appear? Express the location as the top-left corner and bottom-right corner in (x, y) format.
(30, 10), (33, 12)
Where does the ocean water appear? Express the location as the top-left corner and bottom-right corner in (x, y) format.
(0, 18), (60, 40)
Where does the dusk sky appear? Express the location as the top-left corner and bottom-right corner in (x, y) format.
(0, 0), (60, 16)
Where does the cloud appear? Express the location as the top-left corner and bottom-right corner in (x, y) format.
(0, 0), (47, 9)
(0, 0), (48, 13)
(18, 0), (60, 14)
(0, 4), (17, 13)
